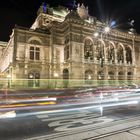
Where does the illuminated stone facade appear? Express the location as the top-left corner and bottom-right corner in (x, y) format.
(0, 4), (140, 87)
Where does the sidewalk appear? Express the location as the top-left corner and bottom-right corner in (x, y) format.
(97, 128), (140, 140)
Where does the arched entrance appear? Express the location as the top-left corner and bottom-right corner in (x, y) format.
(28, 71), (40, 87)
(97, 71), (104, 86)
(85, 70), (92, 84)
(118, 71), (124, 84)
(108, 71), (115, 86)
(108, 71), (115, 80)
(63, 69), (69, 88)
(127, 72), (133, 80)
(97, 71), (104, 80)
(118, 71), (124, 80)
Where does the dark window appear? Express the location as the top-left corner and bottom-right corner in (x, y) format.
(30, 46), (40, 60)
(36, 52), (40, 60)
(64, 45), (69, 60)
(30, 51), (34, 60)
(84, 39), (93, 60)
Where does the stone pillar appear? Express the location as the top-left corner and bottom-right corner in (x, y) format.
(24, 45), (29, 62)
(132, 38), (135, 65)
(104, 66), (108, 86)
(124, 68), (128, 81)
(123, 50), (126, 64)
(114, 49), (118, 64)
(104, 47), (107, 64)
(114, 67), (119, 86)
(81, 44), (84, 63)
(93, 65), (98, 86)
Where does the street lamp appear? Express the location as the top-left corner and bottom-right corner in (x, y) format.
(88, 75), (91, 80)
(128, 19), (136, 80)
(104, 26), (110, 33)
(94, 27), (110, 80)
(93, 32), (99, 37)
(87, 75), (92, 84)
(7, 74), (11, 88)
(94, 26), (110, 69)
(94, 26), (110, 116)
(54, 73), (58, 88)
(29, 73), (36, 87)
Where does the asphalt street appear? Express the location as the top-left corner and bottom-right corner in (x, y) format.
(0, 87), (140, 140)
(0, 103), (140, 140)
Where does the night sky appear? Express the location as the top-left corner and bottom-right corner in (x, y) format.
(0, 0), (140, 41)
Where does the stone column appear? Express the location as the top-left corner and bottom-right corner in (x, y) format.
(132, 38), (135, 65)
(124, 68), (128, 81)
(114, 67), (119, 86)
(93, 65), (98, 86)
(114, 48), (118, 64)
(24, 45), (29, 62)
(123, 50), (126, 65)
(81, 44), (84, 63)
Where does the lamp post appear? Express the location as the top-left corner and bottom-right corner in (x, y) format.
(88, 74), (91, 84)
(94, 26), (110, 116)
(54, 73), (58, 88)
(29, 73), (36, 87)
(128, 19), (135, 81)
(94, 26), (110, 81)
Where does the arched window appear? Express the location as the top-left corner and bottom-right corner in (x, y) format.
(117, 45), (124, 63)
(29, 40), (41, 45)
(125, 47), (132, 64)
(96, 41), (104, 61)
(127, 72), (133, 80)
(30, 46), (40, 60)
(64, 45), (69, 60)
(118, 71), (124, 80)
(84, 39), (93, 60)
(107, 44), (115, 63)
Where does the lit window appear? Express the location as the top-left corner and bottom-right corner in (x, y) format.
(30, 46), (40, 60)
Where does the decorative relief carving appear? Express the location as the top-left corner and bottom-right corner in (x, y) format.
(42, 16), (52, 26)
(71, 34), (81, 42)
(75, 46), (79, 56)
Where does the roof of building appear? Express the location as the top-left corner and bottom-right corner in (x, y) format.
(65, 10), (81, 20)
(0, 41), (7, 47)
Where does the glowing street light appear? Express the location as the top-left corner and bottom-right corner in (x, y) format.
(7, 74), (11, 88)
(54, 73), (58, 77)
(54, 73), (58, 88)
(104, 26), (110, 33)
(7, 74), (11, 78)
(93, 26), (111, 114)
(94, 26), (110, 38)
(94, 32), (99, 37)
(88, 75), (91, 80)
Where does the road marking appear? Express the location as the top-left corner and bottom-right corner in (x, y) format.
(41, 112), (99, 122)
(36, 114), (48, 119)
(48, 116), (114, 131)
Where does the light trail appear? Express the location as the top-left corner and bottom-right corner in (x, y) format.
(0, 100), (138, 119)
